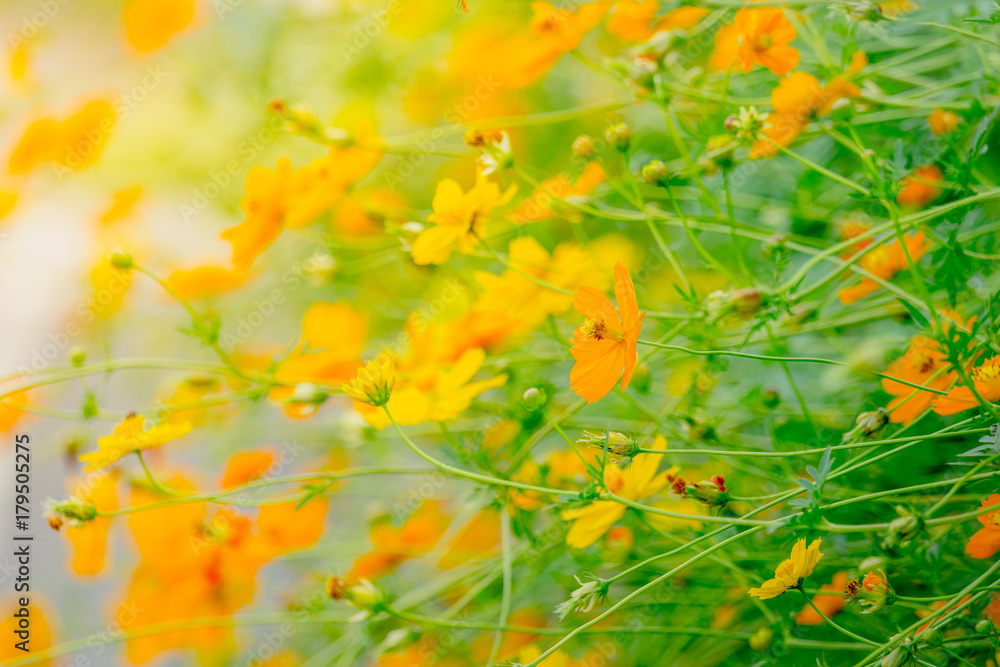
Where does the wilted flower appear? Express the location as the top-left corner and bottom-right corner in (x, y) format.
(882, 506), (925, 549)
(45, 497), (98, 526)
(578, 430), (638, 466)
(555, 575), (608, 620)
(325, 576), (381, 621)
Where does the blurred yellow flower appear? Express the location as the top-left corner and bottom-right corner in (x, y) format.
(79, 414), (192, 472)
(100, 186), (143, 225)
(123, 0), (196, 53)
(411, 173), (515, 265)
(561, 435), (673, 548)
(66, 471), (119, 576)
(9, 101), (115, 174)
(165, 265), (248, 300)
(749, 537), (824, 599)
(356, 347), (506, 428)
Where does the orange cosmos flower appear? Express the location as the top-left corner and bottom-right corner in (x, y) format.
(507, 1), (610, 88)
(750, 52), (866, 159)
(796, 571), (849, 625)
(411, 173), (516, 265)
(838, 219), (873, 258)
(569, 261), (646, 403)
(349, 502), (450, 579)
(124, 0), (196, 53)
(837, 232), (931, 305)
(65, 471), (119, 576)
(933, 357), (1000, 416)
(966, 494), (1000, 559)
(222, 145), (381, 270)
(605, 2), (709, 42)
(165, 265), (248, 300)
(9, 100), (115, 174)
(916, 594), (972, 633)
(714, 8), (799, 76)
(882, 335), (956, 425)
(508, 161), (605, 224)
(897, 164), (945, 209)
(929, 108), (961, 136)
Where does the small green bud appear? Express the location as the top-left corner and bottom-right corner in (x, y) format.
(69, 347), (87, 367)
(977, 619), (994, 636)
(572, 135), (595, 160)
(108, 248), (133, 270)
(748, 626), (773, 651)
(641, 160), (670, 186)
(919, 628), (943, 648)
(761, 386), (781, 409)
(604, 123), (631, 152)
(522, 387), (548, 411)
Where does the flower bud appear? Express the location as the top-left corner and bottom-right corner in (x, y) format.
(882, 506), (925, 549)
(579, 430), (638, 466)
(854, 408), (889, 438)
(731, 287), (764, 318)
(847, 570), (894, 614)
(748, 626), (773, 651)
(108, 248), (133, 270)
(46, 497), (97, 526)
(641, 160), (670, 186)
(325, 576), (381, 615)
(522, 387), (548, 411)
(687, 476), (729, 507)
(605, 123), (631, 152)
(880, 647), (911, 667)
(69, 347), (87, 367)
(341, 353), (395, 407)
(919, 628), (943, 648)
(762, 386), (781, 410)
(572, 134), (596, 160)
(978, 619), (995, 636)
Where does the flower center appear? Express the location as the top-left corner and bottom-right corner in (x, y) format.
(974, 361), (1000, 384)
(582, 319), (624, 343)
(755, 34), (774, 50)
(910, 352), (935, 374)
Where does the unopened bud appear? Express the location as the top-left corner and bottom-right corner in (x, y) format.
(749, 626), (773, 651)
(108, 248), (133, 270)
(641, 160), (670, 186)
(522, 387), (548, 411)
(69, 347), (87, 367)
(762, 386), (781, 409)
(572, 135), (596, 160)
(605, 123), (631, 152)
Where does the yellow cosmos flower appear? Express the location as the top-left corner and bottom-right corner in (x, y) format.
(561, 435), (674, 548)
(749, 537), (824, 599)
(342, 352), (396, 407)
(79, 415), (192, 472)
(411, 174), (516, 265)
